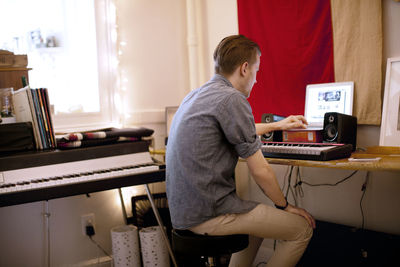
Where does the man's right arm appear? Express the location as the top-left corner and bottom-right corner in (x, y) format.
(245, 149), (316, 228)
(255, 115), (308, 136)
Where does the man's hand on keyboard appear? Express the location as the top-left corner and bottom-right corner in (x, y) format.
(255, 115), (308, 136)
(277, 115), (308, 130)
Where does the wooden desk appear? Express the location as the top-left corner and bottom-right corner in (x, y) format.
(152, 146), (400, 172)
(265, 146), (400, 172)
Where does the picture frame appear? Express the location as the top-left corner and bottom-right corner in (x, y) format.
(379, 57), (400, 146)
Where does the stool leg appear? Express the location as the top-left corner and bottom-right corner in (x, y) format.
(206, 256), (216, 266)
(145, 184), (178, 267)
(206, 255), (231, 267)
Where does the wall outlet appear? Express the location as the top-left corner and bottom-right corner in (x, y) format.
(81, 213), (95, 236)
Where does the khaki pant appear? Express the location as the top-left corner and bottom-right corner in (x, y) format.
(190, 204), (313, 267)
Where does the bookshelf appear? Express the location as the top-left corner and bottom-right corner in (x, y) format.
(0, 67), (56, 151)
(0, 67), (31, 91)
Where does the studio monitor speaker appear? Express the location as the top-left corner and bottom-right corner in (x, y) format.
(260, 113), (285, 142)
(323, 112), (357, 151)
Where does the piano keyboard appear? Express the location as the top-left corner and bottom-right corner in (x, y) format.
(0, 141), (165, 207)
(0, 152), (159, 194)
(261, 142), (353, 161)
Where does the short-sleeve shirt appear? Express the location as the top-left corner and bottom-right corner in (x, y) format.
(166, 74), (261, 229)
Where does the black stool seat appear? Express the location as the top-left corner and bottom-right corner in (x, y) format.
(172, 229), (249, 256)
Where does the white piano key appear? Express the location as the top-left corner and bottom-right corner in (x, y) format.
(262, 143), (337, 156)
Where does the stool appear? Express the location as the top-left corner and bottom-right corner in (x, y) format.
(172, 229), (249, 267)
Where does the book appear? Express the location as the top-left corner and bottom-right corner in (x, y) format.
(12, 86), (42, 149)
(31, 89), (48, 148)
(36, 88), (51, 148)
(12, 87), (56, 150)
(37, 88), (55, 148)
(26, 87), (44, 149)
(42, 88), (56, 147)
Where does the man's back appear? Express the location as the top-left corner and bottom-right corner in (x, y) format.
(166, 74), (260, 229)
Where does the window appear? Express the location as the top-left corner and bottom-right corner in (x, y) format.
(0, 0), (118, 131)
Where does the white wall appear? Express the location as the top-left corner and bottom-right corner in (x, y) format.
(203, 0), (239, 78)
(116, 0), (189, 150)
(0, 0), (399, 266)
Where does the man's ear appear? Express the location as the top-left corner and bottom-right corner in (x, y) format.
(239, 62), (249, 76)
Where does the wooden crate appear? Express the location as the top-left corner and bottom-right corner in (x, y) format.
(0, 67), (31, 91)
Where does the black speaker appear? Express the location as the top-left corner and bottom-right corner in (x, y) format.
(323, 112), (357, 151)
(260, 113), (285, 142)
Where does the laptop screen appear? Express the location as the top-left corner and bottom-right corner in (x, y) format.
(165, 106), (178, 137)
(304, 82), (354, 128)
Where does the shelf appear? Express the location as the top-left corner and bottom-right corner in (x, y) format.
(0, 67), (31, 71)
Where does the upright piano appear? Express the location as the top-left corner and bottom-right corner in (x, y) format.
(0, 141), (165, 207)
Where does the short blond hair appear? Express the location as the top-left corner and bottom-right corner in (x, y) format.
(213, 35), (261, 75)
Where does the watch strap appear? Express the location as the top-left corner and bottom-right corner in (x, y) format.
(275, 197), (288, 210)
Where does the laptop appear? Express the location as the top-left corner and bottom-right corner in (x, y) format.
(165, 106), (179, 146)
(303, 81), (354, 130)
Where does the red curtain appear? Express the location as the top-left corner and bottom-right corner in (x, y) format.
(237, 0), (335, 122)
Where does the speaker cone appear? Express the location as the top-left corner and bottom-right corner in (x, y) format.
(262, 132), (273, 140)
(324, 124), (338, 142)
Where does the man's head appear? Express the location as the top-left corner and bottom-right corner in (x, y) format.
(213, 35), (261, 76)
(214, 35), (261, 97)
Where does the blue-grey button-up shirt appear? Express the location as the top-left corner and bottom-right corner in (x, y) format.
(166, 74), (261, 229)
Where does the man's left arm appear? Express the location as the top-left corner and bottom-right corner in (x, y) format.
(246, 149), (316, 229)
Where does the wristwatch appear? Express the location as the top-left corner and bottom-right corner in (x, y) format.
(275, 197), (289, 210)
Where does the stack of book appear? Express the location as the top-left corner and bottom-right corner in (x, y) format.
(12, 86), (56, 149)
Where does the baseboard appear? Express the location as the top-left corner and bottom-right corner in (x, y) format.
(73, 255), (112, 267)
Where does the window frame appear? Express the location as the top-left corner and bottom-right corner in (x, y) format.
(53, 0), (120, 133)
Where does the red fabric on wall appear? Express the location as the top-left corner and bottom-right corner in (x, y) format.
(237, 0), (335, 122)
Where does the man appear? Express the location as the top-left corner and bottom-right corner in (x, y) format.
(166, 35), (315, 267)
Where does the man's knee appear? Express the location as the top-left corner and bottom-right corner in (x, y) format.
(300, 221), (313, 243)
(289, 216), (313, 243)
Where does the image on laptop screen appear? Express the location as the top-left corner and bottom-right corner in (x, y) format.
(304, 81), (354, 129)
